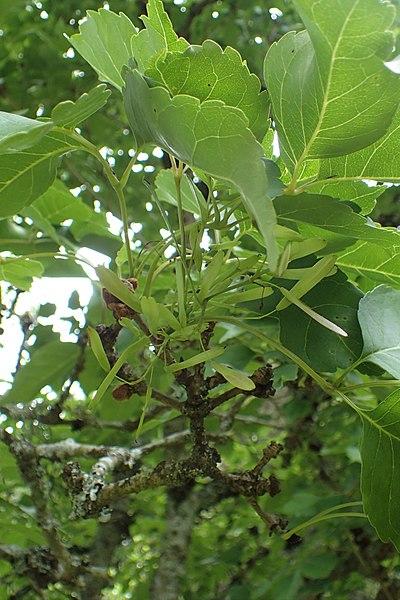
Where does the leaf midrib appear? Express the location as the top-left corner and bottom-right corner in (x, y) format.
(292, 1), (357, 182)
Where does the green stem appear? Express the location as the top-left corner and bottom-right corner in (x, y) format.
(115, 184), (135, 278)
(282, 501), (364, 539)
(120, 151), (141, 190)
(282, 511), (366, 540)
(341, 380), (400, 393)
(334, 356), (366, 387)
(65, 129), (135, 277)
(173, 159), (186, 265)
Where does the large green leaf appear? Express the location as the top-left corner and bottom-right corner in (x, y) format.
(149, 40), (269, 141)
(0, 257), (43, 291)
(51, 84), (111, 128)
(0, 112), (53, 153)
(279, 274), (363, 372)
(2, 341), (80, 406)
(69, 9), (136, 90)
(264, 0), (399, 172)
(274, 193), (400, 247)
(130, 0), (188, 72)
(123, 68), (278, 269)
(337, 241), (400, 289)
(358, 286), (400, 378)
(0, 130), (86, 217)
(360, 389), (400, 551)
(319, 105), (400, 182)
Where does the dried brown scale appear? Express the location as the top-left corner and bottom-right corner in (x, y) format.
(102, 278), (138, 321)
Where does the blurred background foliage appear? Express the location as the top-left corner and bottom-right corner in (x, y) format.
(1, 1), (400, 598)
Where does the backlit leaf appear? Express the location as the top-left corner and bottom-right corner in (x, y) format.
(0, 257), (43, 291)
(319, 106), (400, 183)
(51, 84), (111, 128)
(150, 40), (269, 141)
(130, 0), (188, 72)
(69, 9), (136, 90)
(264, 0), (399, 171)
(337, 242), (400, 289)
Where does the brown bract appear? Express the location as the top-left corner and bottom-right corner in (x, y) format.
(102, 278), (138, 320)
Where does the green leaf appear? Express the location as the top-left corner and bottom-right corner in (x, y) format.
(32, 179), (93, 224)
(264, 0), (399, 171)
(337, 241), (400, 289)
(2, 341), (80, 406)
(303, 179), (386, 216)
(360, 388), (400, 551)
(358, 285), (400, 378)
(274, 194), (400, 248)
(0, 257), (43, 291)
(149, 40), (269, 141)
(0, 112), (53, 153)
(211, 362), (255, 391)
(154, 169), (206, 215)
(96, 266), (142, 312)
(279, 274), (363, 372)
(51, 84), (111, 128)
(167, 347), (225, 373)
(130, 0), (188, 72)
(123, 68), (278, 269)
(319, 106), (400, 183)
(0, 130), (86, 217)
(69, 9), (136, 90)
(87, 326), (110, 372)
